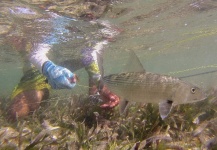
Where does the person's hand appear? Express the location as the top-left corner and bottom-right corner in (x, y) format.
(99, 85), (120, 108)
(42, 61), (76, 89)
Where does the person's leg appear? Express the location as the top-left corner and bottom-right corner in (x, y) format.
(7, 89), (49, 121)
(5, 36), (52, 121)
(7, 69), (50, 122)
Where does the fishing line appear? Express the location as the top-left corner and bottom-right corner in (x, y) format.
(137, 27), (217, 59)
(76, 84), (91, 89)
(180, 70), (217, 79)
(168, 64), (217, 79)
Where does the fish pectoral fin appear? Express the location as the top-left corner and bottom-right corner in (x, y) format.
(159, 100), (173, 120)
(119, 99), (129, 116)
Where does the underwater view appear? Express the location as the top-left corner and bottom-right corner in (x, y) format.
(0, 0), (217, 149)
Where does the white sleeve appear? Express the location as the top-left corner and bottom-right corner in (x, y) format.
(29, 43), (51, 72)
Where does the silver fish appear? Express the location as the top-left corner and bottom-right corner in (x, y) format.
(100, 51), (207, 119)
(103, 72), (206, 119)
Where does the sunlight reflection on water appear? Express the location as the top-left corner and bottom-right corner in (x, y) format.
(0, 2), (98, 96)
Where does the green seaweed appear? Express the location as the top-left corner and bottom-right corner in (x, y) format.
(0, 93), (217, 149)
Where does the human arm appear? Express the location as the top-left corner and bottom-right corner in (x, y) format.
(29, 43), (76, 89)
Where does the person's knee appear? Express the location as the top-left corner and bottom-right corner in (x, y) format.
(7, 89), (49, 122)
(7, 94), (30, 122)
(27, 89), (49, 111)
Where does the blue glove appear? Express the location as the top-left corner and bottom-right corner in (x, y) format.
(42, 61), (76, 89)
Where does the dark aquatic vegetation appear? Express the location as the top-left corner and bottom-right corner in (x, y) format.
(0, 94), (216, 149)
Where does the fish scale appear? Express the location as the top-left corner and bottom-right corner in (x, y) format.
(102, 71), (206, 119)
(103, 72), (180, 103)
(99, 50), (206, 119)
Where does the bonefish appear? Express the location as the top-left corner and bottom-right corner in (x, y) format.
(103, 72), (206, 119)
(100, 51), (207, 119)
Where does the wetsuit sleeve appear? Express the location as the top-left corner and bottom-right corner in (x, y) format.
(81, 20), (120, 84)
(29, 43), (51, 72)
(81, 40), (108, 82)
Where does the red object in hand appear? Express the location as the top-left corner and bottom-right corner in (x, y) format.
(99, 85), (120, 108)
(89, 81), (120, 108)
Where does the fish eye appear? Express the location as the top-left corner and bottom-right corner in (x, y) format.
(191, 88), (196, 94)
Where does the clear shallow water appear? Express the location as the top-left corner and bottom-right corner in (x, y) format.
(0, 1), (100, 97)
(1, 0), (217, 97)
(0, 1), (217, 148)
(102, 0), (217, 89)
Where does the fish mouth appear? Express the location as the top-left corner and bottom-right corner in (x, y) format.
(201, 93), (208, 101)
(191, 95), (207, 103)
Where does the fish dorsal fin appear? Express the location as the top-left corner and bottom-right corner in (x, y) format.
(98, 49), (145, 76)
(159, 100), (173, 120)
(124, 50), (145, 73)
